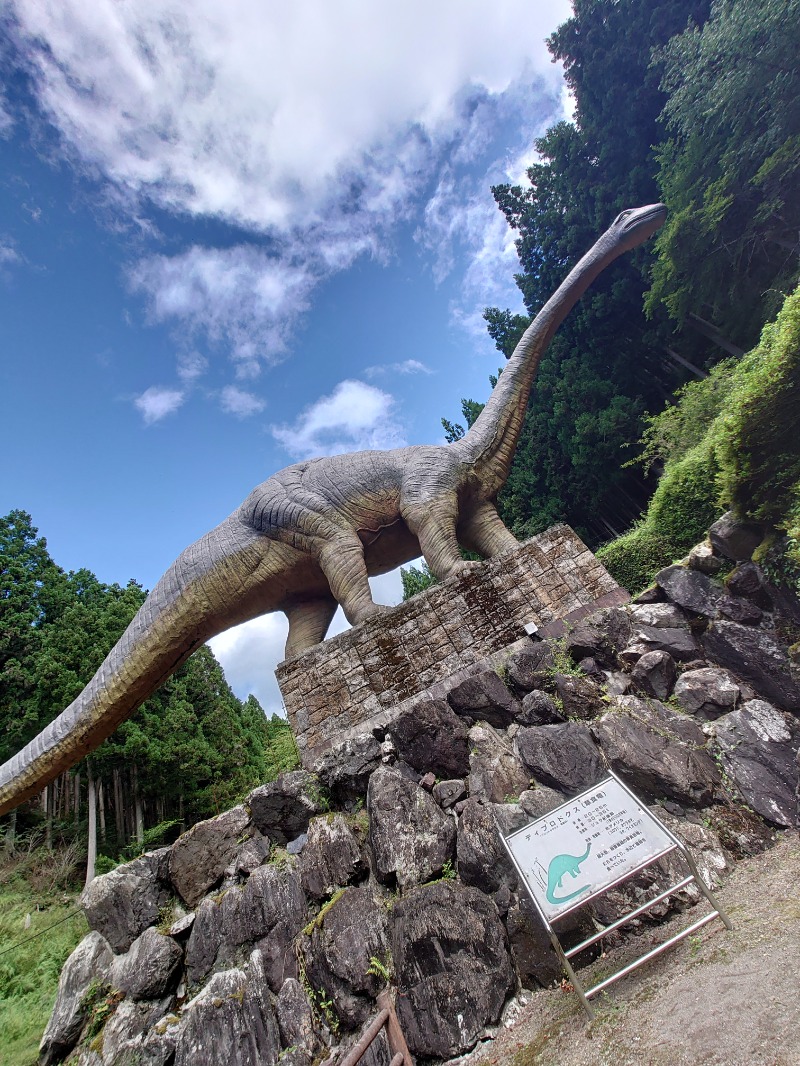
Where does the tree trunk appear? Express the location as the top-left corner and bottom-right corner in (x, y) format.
(45, 784), (53, 851)
(687, 313), (745, 358)
(133, 765), (144, 845)
(663, 346), (709, 379)
(85, 763), (97, 888)
(74, 771), (81, 826)
(3, 809), (16, 857)
(113, 768), (124, 844)
(98, 781), (106, 845)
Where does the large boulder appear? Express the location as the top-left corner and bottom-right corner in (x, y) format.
(95, 996), (175, 1066)
(672, 667), (740, 720)
(298, 814), (366, 900)
(81, 848), (172, 953)
(622, 623), (700, 664)
(467, 723), (531, 803)
(175, 952), (281, 1066)
(387, 698), (470, 778)
(628, 603), (690, 629)
(313, 734), (382, 805)
(367, 766), (456, 890)
(456, 797), (525, 894)
(169, 806), (257, 908)
(655, 565), (724, 617)
(714, 700), (800, 826)
(708, 510), (763, 561)
(391, 881), (514, 1058)
(298, 886), (389, 1030)
(447, 670), (521, 728)
(504, 642), (555, 691)
(185, 861), (307, 990)
(109, 927), (183, 1001)
(39, 931), (112, 1066)
(564, 608), (632, 668)
(248, 771), (329, 845)
(553, 674), (603, 719)
(631, 650), (677, 701)
(276, 979), (320, 1065)
(515, 722), (605, 795)
(504, 896), (562, 989)
(592, 696), (721, 806)
(518, 689), (565, 726)
(702, 620), (800, 710)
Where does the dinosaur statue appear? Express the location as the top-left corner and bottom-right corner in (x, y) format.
(0, 203), (665, 815)
(545, 842), (593, 906)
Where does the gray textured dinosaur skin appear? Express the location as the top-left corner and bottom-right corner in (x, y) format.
(0, 204), (665, 814)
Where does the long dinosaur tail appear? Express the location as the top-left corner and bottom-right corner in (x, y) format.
(0, 515), (279, 816)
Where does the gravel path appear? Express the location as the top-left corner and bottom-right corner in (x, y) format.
(455, 831), (800, 1066)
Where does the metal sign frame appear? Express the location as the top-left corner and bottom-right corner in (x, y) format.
(496, 772), (733, 1018)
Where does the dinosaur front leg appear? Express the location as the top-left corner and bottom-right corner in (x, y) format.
(459, 500), (519, 558)
(284, 595), (339, 658)
(401, 494), (480, 581)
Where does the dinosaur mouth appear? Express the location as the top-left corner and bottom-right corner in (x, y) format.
(621, 203), (667, 234)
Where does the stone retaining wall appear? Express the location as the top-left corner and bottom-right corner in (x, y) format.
(277, 525), (627, 762)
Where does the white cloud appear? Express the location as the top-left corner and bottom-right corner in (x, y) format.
(10, 0), (570, 376)
(209, 569), (406, 714)
(220, 384), (265, 419)
(176, 351), (208, 383)
(0, 238), (20, 269)
(272, 379), (406, 459)
(134, 385), (185, 424)
(364, 359), (433, 378)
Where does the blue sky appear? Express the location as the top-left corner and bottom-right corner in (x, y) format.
(0, 0), (572, 714)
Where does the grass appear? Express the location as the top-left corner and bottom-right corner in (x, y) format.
(0, 844), (88, 1066)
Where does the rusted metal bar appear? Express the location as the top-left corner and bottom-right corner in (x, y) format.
(338, 1008), (390, 1066)
(378, 989), (414, 1066)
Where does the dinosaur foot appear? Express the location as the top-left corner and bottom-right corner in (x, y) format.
(350, 602), (395, 626)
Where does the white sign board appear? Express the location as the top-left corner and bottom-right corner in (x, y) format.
(504, 777), (676, 921)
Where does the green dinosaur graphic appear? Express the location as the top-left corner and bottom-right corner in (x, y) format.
(545, 842), (592, 905)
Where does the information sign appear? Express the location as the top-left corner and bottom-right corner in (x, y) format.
(505, 776), (676, 921)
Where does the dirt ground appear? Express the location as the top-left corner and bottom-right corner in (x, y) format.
(455, 831), (800, 1066)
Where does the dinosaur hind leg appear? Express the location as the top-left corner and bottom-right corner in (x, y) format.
(284, 595), (339, 658)
(459, 501), (519, 558)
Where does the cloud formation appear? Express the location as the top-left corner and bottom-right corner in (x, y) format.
(134, 386), (185, 424)
(364, 358), (433, 378)
(272, 379), (406, 459)
(10, 0), (570, 381)
(220, 385), (266, 419)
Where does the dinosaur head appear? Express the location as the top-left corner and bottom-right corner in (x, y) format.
(606, 203), (667, 253)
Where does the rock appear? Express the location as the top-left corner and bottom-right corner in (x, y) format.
(419, 771), (436, 791)
(248, 771), (329, 845)
(169, 806), (253, 908)
(603, 671), (632, 697)
(726, 561), (773, 609)
(688, 541), (723, 575)
(553, 674), (603, 719)
(709, 510), (763, 561)
(631, 585), (665, 604)
(185, 862), (307, 989)
(175, 952), (281, 1066)
(519, 689), (565, 726)
(655, 565), (725, 617)
(706, 804), (774, 859)
(628, 603), (689, 629)
(592, 696), (720, 806)
(433, 779), (466, 808)
(467, 724), (531, 803)
(716, 595), (763, 625)
(622, 623), (700, 663)
(97, 996), (174, 1066)
(298, 814), (366, 900)
(577, 656), (604, 677)
(109, 928), (183, 1001)
(39, 931), (112, 1066)
(703, 620), (800, 710)
(276, 979), (319, 1063)
(391, 881), (515, 1058)
(714, 700), (800, 826)
(565, 608), (632, 668)
(504, 642), (555, 691)
(456, 797), (525, 893)
(631, 651), (678, 700)
(518, 785), (566, 820)
(298, 886), (389, 1030)
(672, 667), (740, 720)
(515, 722), (606, 795)
(447, 670), (521, 728)
(81, 848), (172, 953)
(286, 833), (307, 856)
(505, 897), (561, 988)
(313, 733), (383, 805)
(387, 698), (470, 778)
(367, 766), (456, 889)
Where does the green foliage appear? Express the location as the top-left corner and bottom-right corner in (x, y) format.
(600, 286), (800, 592)
(400, 561), (437, 600)
(647, 0), (800, 344)
(0, 857), (87, 1066)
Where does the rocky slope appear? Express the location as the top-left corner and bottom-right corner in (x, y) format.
(41, 513), (800, 1065)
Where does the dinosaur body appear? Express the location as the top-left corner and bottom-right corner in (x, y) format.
(0, 204), (665, 815)
(545, 842), (593, 906)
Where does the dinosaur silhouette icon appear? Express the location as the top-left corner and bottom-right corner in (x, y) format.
(545, 842), (592, 905)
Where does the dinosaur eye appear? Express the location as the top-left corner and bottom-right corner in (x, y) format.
(613, 209), (631, 225)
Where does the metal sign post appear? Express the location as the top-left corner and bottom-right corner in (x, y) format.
(497, 772), (732, 1018)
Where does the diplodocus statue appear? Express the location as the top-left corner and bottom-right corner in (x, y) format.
(0, 203), (666, 815)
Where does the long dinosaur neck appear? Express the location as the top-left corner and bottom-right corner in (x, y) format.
(457, 226), (624, 489)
